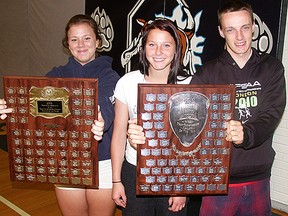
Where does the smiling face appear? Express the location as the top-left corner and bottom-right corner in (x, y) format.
(218, 10), (254, 62)
(67, 23), (100, 65)
(145, 28), (176, 76)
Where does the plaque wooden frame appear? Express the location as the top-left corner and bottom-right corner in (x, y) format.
(137, 84), (235, 195)
(3, 76), (99, 188)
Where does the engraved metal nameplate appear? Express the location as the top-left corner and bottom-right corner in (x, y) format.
(30, 86), (71, 118)
(3, 76), (99, 188)
(137, 84), (235, 195)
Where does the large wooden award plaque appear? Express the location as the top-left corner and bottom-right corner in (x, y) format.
(137, 84), (235, 195)
(3, 76), (99, 188)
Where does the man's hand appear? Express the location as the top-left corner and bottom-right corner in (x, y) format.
(225, 120), (244, 145)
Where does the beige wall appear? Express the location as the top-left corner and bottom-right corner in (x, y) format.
(0, 0), (85, 97)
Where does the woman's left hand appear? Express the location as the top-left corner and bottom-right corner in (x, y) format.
(91, 105), (105, 141)
(168, 196), (186, 212)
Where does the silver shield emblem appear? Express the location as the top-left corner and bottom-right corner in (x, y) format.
(168, 92), (209, 147)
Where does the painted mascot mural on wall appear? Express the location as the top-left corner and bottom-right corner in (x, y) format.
(85, 0), (286, 77)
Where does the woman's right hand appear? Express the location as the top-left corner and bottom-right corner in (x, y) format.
(0, 99), (13, 120)
(112, 182), (127, 208)
(127, 118), (146, 149)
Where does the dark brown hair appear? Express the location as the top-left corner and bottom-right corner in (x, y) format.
(139, 19), (189, 84)
(62, 14), (102, 54)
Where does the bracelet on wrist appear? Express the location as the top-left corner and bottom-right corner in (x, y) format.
(112, 180), (122, 183)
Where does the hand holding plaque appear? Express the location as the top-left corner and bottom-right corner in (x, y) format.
(136, 84), (235, 195)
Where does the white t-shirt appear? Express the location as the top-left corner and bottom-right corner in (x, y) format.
(114, 70), (192, 166)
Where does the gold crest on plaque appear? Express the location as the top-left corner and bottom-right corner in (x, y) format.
(29, 86), (71, 118)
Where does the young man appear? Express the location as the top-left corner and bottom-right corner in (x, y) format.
(190, 1), (286, 215)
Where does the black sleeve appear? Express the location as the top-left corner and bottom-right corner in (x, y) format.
(238, 62), (286, 149)
(190, 66), (210, 85)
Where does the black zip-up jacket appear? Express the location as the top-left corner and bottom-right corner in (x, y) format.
(191, 48), (286, 183)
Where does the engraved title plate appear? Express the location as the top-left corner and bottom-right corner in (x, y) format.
(137, 84), (235, 195)
(3, 76), (99, 188)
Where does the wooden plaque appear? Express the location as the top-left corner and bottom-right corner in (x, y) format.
(136, 84), (235, 195)
(3, 76), (99, 188)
